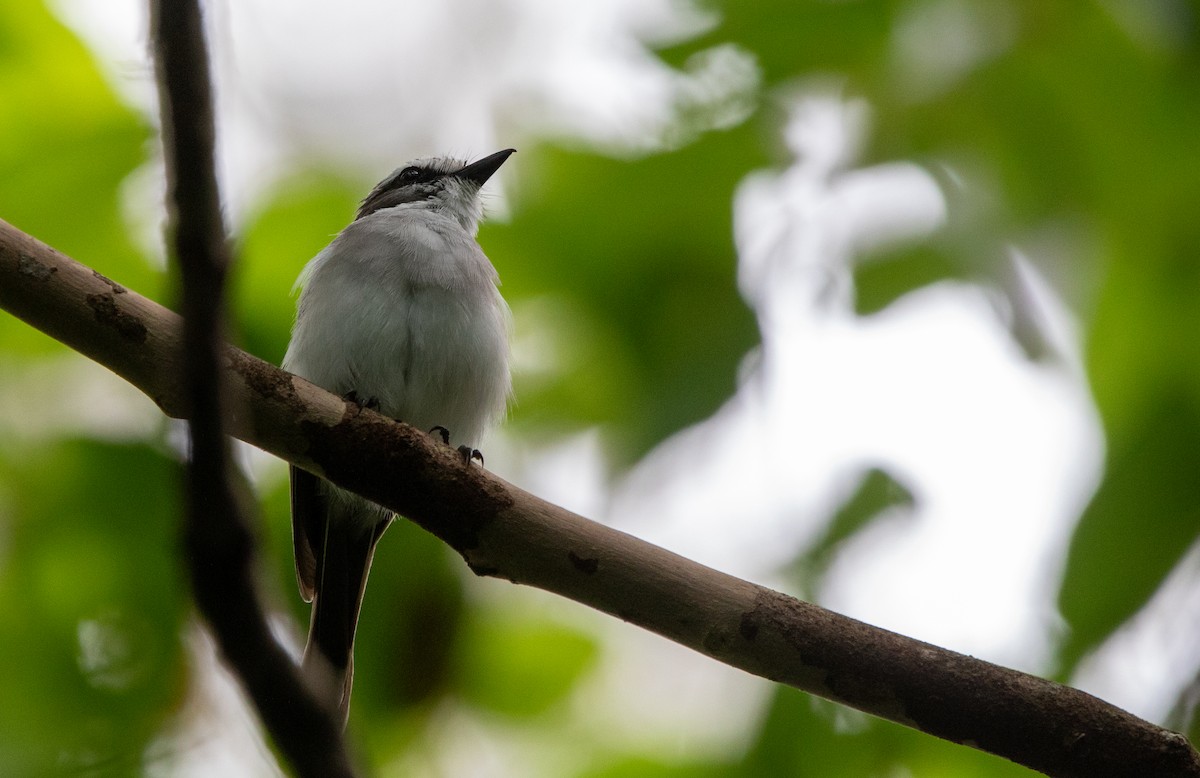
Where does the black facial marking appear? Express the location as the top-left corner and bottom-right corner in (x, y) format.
(356, 165), (446, 220)
(392, 166), (441, 187)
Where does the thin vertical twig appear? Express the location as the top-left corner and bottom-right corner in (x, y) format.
(149, 1), (356, 774)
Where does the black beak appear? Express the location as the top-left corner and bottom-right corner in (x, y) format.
(456, 148), (516, 186)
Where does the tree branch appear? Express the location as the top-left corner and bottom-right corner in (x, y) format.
(149, 0), (355, 775)
(1, 219), (1197, 777)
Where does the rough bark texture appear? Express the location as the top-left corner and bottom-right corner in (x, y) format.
(3, 219), (1198, 777)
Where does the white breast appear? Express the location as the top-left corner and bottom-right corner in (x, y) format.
(284, 207), (511, 448)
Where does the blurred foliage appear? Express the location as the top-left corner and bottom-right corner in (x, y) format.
(2, 0), (1200, 776)
(792, 467), (916, 596)
(0, 1), (159, 325)
(736, 687), (1038, 777)
(480, 138), (764, 460)
(0, 439), (186, 775)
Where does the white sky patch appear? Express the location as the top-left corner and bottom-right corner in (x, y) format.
(809, 284), (1100, 668)
(53, 0), (754, 222)
(613, 91), (1103, 671)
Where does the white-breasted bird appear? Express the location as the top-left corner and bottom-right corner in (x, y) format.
(282, 149), (514, 723)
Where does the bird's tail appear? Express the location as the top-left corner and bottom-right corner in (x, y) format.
(301, 505), (389, 725)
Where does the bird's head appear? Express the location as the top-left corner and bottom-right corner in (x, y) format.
(356, 148), (515, 233)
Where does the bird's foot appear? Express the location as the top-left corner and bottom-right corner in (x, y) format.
(343, 390), (380, 411)
(458, 445), (485, 467)
(428, 426), (484, 466)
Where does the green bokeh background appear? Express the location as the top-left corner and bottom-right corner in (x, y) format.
(3, 1), (1199, 775)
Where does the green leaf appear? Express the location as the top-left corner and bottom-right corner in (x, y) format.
(233, 174), (366, 364)
(738, 686), (1039, 776)
(577, 755), (725, 778)
(456, 610), (599, 718)
(1058, 389), (1200, 671)
(807, 467), (915, 563)
(0, 2), (157, 343)
(0, 438), (186, 775)
(483, 129), (763, 461)
(352, 519), (467, 714)
(854, 246), (967, 316)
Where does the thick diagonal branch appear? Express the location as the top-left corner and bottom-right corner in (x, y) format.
(1, 219), (1198, 778)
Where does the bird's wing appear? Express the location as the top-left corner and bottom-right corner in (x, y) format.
(290, 465), (325, 603)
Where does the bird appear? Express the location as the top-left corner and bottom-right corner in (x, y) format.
(282, 149), (514, 724)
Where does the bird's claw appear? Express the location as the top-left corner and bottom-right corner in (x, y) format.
(429, 426), (484, 466)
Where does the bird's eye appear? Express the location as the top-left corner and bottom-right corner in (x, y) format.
(399, 167), (422, 182)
